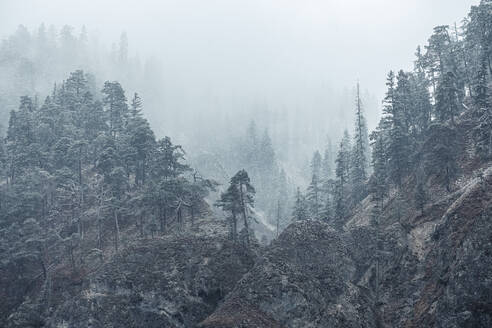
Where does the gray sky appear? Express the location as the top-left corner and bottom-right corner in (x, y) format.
(0, 0), (479, 130)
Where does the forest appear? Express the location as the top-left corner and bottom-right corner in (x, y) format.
(0, 0), (491, 327)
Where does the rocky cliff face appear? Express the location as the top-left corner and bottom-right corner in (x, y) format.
(5, 220), (257, 328)
(406, 167), (492, 328)
(3, 123), (492, 328)
(4, 164), (491, 327)
(200, 220), (375, 328)
(198, 166), (492, 328)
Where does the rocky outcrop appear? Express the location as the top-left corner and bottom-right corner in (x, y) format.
(201, 220), (376, 328)
(198, 166), (491, 328)
(406, 167), (492, 327)
(4, 168), (491, 327)
(6, 219), (257, 328)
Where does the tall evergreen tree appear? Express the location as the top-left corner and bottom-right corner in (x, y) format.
(292, 187), (309, 222)
(334, 130), (351, 224)
(216, 170), (256, 245)
(435, 71), (461, 125)
(101, 81), (128, 138)
(387, 71), (412, 188)
(351, 82), (369, 202)
(472, 54), (491, 109)
(307, 151), (322, 219)
(369, 128), (388, 211)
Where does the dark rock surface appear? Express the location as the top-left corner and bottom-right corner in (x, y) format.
(201, 220), (376, 328)
(200, 164), (492, 328)
(5, 219), (257, 328)
(3, 168), (491, 328)
(406, 167), (492, 328)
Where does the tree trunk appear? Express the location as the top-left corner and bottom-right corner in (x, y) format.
(232, 212), (237, 241)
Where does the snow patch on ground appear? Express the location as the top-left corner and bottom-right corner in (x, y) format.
(409, 221), (438, 261)
(409, 165), (491, 261)
(441, 165), (492, 221)
(345, 196), (374, 229)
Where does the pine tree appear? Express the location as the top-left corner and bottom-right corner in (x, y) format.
(351, 82), (369, 202)
(216, 170), (256, 245)
(435, 71), (461, 125)
(292, 187), (309, 221)
(472, 54), (490, 110)
(423, 123), (460, 192)
(409, 71), (432, 137)
(6, 97), (37, 182)
(150, 137), (190, 180)
(369, 128), (388, 210)
(306, 151), (322, 219)
(216, 181), (241, 240)
(102, 81), (128, 138)
(425, 25), (452, 97)
(334, 130), (351, 224)
(125, 93), (155, 186)
(387, 71), (412, 188)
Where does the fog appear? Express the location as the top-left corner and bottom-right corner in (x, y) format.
(0, 0), (477, 127)
(0, 0), (479, 187)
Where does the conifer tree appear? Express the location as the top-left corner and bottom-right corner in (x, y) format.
(102, 81), (128, 138)
(423, 123), (460, 192)
(387, 71), (412, 188)
(435, 71), (461, 125)
(306, 151), (322, 219)
(472, 54), (491, 109)
(334, 130), (351, 224)
(369, 128), (388, 210)
(216, 170), (255, 245)
(125, 93), (155, 186)
(292, 187), (309, 221)
(351, 82), (369, 202)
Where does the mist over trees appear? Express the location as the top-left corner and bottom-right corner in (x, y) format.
(0, 0), (491, 327)
(292, 0), (491, 231)
(0, 70), (218, 282)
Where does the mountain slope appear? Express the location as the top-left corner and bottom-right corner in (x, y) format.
(5, 219), (257, 328)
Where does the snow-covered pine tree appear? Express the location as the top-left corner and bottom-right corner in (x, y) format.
(292, 187), (309, 221)
(307, 151), (322, 219)
(435, 71), (461, 125)
(351, 82), (369, 202)
(334, 130), (351, 225)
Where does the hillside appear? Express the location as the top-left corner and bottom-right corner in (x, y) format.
(1, 1), (492, 327)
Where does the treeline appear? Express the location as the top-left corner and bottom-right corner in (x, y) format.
(0, 24), (146, 126)
(0, 70), (216, 275)
(292, 83), (369, 226)
(294, 0), (492, 227)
